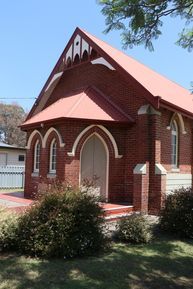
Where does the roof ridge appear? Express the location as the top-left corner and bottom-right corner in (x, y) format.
(87, 86), (134, 122)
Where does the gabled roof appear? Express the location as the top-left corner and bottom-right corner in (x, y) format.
(81, 29), (193, 116)
(26, 27), (193, 122)
(21, 87), (133, 128)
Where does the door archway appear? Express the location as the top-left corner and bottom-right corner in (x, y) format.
(80, 134), (109, 200)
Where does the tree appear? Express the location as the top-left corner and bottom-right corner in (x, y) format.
(0, 103), (27, 147)
(99, 0), (193, 51)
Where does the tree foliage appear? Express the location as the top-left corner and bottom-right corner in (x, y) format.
(160, 188), (193, 238)
(99, 0), (193, 51)
(0, 103), (27, 147)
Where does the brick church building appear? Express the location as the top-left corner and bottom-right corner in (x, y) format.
(21, 28), (193, 214)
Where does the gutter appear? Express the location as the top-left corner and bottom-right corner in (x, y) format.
(159, 98), (193, 120)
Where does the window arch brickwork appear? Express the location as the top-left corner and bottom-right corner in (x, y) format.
(49, 138), (57, 173)
(44, 130), (61, 176)
(171, 120), (179, 167)
(34, 139), (41, 173)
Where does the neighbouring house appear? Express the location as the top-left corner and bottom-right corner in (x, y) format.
(21, 27), (193, 214)
(0, 142), (26, 166)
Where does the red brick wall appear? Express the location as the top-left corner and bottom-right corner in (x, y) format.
(44, 62), (148, 119)
(160, 108), (192, 173)
(25, 62), (150, 201)
(24, 133), (42, 198)
(25, 120), (135, 202)
(24, 62), (193, 213)
(148, 108), (193, 214)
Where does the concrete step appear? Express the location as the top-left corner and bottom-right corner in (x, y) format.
(102, 203), (134, 221)
(104, 205), (133, 216)
(104, 212), (133, 222)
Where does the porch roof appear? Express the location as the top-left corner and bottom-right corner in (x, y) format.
(21, 87), (133, 128)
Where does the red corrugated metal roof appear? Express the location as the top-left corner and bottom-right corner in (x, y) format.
(25, 27), (193, 124)
(21, 87), (133, 127)
(80, 29), (193, 115)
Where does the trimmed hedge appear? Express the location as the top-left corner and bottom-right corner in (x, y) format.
(115, 213), (152, 244)
(16, 184), (106, 258)
(160, 188), (193, 238)
(0, 206), (18, 251)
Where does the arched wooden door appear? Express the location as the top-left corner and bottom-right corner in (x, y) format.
(80, 134), (108, 200)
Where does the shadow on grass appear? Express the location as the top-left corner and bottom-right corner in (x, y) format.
(0, 236), (193, 289)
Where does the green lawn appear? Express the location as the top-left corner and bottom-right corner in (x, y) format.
(0, 235), (193, 289)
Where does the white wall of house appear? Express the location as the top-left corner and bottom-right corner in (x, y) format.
(166, 173), (192, 194)
(0, 149), (26, 166)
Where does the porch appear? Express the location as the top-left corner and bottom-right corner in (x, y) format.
(0, 190), (134, 220)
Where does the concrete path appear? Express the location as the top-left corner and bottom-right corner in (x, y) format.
(0, 190), (33, 212)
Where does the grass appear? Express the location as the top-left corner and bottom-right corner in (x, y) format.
(0, 235), (193, 289)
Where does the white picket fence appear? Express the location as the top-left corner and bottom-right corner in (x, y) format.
(0, 165), (25, 189)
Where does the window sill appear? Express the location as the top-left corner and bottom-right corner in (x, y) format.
(171, 168), (180, 173)
(47, 173), (56, 179)
(31, 172), (39, 177)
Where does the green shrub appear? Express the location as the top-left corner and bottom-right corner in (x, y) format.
(160, 188), (193, 238)
(0, 206), (19, 251)
(115, 213), (152, 244)
(17, 183), (106, 258)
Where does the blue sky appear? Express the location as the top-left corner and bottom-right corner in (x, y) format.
(0, 0), (192, 112)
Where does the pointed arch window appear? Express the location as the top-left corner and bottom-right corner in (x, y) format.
(66, 57), (72, 68)
(171, 120), (178, 167)
(82, 50), (88, 62)
(49, 138), (57, 173)
(73, 54), (80, 65)
(34, 140), (41, 172)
